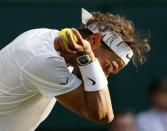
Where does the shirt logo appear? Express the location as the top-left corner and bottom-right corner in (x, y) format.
(87, 77), (96, 85)
(60, 78), (68, 85)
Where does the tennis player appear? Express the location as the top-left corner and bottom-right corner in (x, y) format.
(0, 9), (150, 131)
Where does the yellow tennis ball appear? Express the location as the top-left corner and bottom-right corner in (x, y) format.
(58, 28), (77, 44)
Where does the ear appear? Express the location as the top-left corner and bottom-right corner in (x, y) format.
(87, 33), (102, 47)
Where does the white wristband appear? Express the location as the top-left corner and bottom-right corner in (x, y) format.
(79, 58), (108, 91)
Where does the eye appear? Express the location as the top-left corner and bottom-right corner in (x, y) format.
(110, 59), (125, 73)
(111, 61), (119, 71)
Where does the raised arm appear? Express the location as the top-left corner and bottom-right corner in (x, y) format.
(55, 29), (114, 124)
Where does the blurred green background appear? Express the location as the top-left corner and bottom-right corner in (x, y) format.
(0, 0), (167, 130)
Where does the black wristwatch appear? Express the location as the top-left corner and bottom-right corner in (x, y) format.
(77, 54), (92, 66)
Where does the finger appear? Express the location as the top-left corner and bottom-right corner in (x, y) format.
(58, 36), (69, 52)
(66, 31), (75, 49)
(66, 49), (77, 55)
(59, 36), (78, 56)
(71, 28), (84, 46)
(66, 31), (83, 51)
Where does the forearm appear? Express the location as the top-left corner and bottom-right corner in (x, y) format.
(73, 65), (114, 124)
(55, 83), (113, 124)
(81, 87), (114, 124)
(55, 29), (114, 124)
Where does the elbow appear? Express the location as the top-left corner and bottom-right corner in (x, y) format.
(82, 107), (114, 124)
(86, 106), (114, 125)
(94, 112), (114, 125)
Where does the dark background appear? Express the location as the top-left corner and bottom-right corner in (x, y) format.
(0, 0), (167, 130)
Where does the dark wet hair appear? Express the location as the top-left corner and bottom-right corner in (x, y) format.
(79, 11), (150, 67)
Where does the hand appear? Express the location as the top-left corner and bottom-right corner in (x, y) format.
(56, 28), (96, 63)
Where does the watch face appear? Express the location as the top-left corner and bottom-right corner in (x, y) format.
(77, 55), (91, 65)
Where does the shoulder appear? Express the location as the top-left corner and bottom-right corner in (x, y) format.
(13, 28), (60, 57)
(15, 28), (59, 42)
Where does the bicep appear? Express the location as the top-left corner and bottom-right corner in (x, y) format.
(55, 83), (85, 117)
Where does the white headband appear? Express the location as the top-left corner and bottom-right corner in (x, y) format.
(81, 8), (133, 65)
